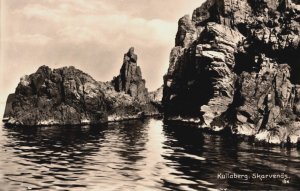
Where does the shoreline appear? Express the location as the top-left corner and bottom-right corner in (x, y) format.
(2, 113), (163, 127)
(3, 115), (300, 148)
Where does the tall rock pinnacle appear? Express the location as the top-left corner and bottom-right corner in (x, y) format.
(112, 47), (149, 103)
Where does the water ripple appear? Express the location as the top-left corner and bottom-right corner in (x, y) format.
(0, 119), (299, 190)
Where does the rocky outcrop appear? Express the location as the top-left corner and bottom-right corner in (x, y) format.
(149, 85), (164, 112)
(3, 66), (107, 126)
(3, 48), (159, 126)
(99, 81), (158, 122)
(3, 94), (15, 121)
(112, 47), (149, 103)
(149, 85), (163, 104)
(163, 0), (300, 144)
(108, 47), (159, 120)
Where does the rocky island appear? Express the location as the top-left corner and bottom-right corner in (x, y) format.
(163, 0), (300, 144)
(2, 0), (300, 146)
(3, 47), (159, 126)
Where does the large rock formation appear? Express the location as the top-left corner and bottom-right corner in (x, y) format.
(163, 0), (300, 144)
(112, 47), (149, 103)
(3, 66), (107, 125)
(108, 47), (158, 120)
(3, 48), (159, 125)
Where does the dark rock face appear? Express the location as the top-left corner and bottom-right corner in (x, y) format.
(108, 47), (159, 120)
(3, 48), (159, 126)
(112, 47), (149, 103)
(3, 94), (15, 121)
(5, 66), (107, 125)
(163, 0), (300, 144)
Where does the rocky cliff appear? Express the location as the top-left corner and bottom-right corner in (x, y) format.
(3, 66), (107, 125)
(163, 0), (300, 144)
(3, 48), (159, 126)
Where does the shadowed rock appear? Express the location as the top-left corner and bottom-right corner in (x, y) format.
(163, 0), (300, 145)
(112, 47), (149, 103)
(3, 94), (15, 121)
(4, 66), (107, 126)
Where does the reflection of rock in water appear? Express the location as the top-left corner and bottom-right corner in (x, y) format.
(161, 121), (300, 190)
(162, 122), (209, 190)
(109, 119), (148, 164)
(163, 122), (205, 152)
(3, 124), (107, 166)
(1, 119), (300, 190)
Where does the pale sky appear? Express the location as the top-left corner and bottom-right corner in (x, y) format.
(0, 0), (204, 107)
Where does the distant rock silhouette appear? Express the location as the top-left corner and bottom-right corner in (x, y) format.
(149, 85), (163, 112)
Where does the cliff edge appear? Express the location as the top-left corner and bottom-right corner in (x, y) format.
(163, 0), (300, 144)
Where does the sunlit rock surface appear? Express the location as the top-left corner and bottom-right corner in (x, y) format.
(149, 85), (164, 112)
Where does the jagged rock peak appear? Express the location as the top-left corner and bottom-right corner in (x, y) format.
(126, 47), (138, 63)
(191, 0), (300, 27)
(112, 47), (150, 103)
(175, 15), (197, 47)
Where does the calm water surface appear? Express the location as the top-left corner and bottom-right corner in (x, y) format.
(0, 118), (300, 191)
